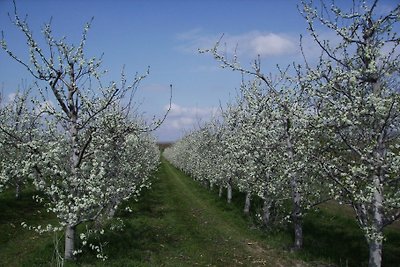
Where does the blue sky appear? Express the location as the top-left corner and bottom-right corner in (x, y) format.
(0, 0), (397, 142)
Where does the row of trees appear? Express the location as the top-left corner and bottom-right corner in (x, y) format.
(0, 3), (162, 262)
(164, 1), (400, 266)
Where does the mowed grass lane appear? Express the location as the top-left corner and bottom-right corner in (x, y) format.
(0, 158), (305, 266)
(153, 158), (301, 267)
(74, 158), (304, 266)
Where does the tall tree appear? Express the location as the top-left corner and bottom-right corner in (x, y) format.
(300, 1), (400, 266)
(201, 40), (326, 251)
(1, 4), (162, 260)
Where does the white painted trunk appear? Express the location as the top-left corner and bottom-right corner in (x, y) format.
(64, 225), (76, 260)
(243, 192), (251, 215)
(227, 182), (232, 204)
(218, 185), (223, 198)
(368, 239), (382, 267)
(368, 174), (384, 267)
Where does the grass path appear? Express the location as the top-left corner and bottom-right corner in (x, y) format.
(80, 158), (304, 266)
(0, 158), (306, 266)
(155, 158), (300, 266)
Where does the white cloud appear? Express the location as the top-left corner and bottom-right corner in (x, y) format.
(167, 102), (217, 120)
(176, 29), (297, 58)
(297, 30), (348, 64)
(7, 93), (16, 103)
(169, 116), (195, 129)
(0, 92), (15, 108)
(154, 102), (219, 142)
(250, 33), (296, 57)
(160, 102), (218, 132)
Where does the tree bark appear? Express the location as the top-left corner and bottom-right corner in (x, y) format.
(64, 225), (76, 260)
(291, 173), (303, 251)
(292, 208), (303, 251)
(285, 120), (303, 251)
(368, 238), (382, 267)
(227, 182), (232, 204)
(368, 174), (384, 267)
(218, 185), (223, 198)
(243, 192), (251, 215)
(262, 197), (272, 227)
(67, 87), (79, 260)
(108, 199), (121, 218)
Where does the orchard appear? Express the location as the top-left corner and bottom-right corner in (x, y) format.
(0, 0), (399, 266)
(165, 1), (400, 266)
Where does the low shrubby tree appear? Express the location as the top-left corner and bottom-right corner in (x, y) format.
(0, 89), (39, 198)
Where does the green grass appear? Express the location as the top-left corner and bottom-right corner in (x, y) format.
(0, 160), (301, 266)
(300, 202), (400, 267)
(71, 158), (300, 266)
(218, 187), (400, 267)
(0, 187), (56, 266)
(1, 159), (399, 266)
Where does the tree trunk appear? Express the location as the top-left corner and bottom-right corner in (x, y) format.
(219, 185), (223, 198)
(67, 101), (79, 260)
(15, 182), (21, 199)
(243, 192), (251, 215)
(292, 209), (303, 251)
(227, 182), (232, 204)
(108, 199), (120, 218)
(262, 198), (272, 227)
(285, 122), (303, 251)
(368, 238), (382, 267)
(210, 182), (214, 191)
(70, 117), (79, 186)
(64, 225), (76, 260)
(291, 174), (303, 251)
(368, 174), (384, 267)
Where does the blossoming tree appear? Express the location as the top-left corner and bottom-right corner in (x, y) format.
(1, 5), (162, 261)
(300, 1), (400, 265)
(199, 37), (327, 250)
(0, 89), (39, 198)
